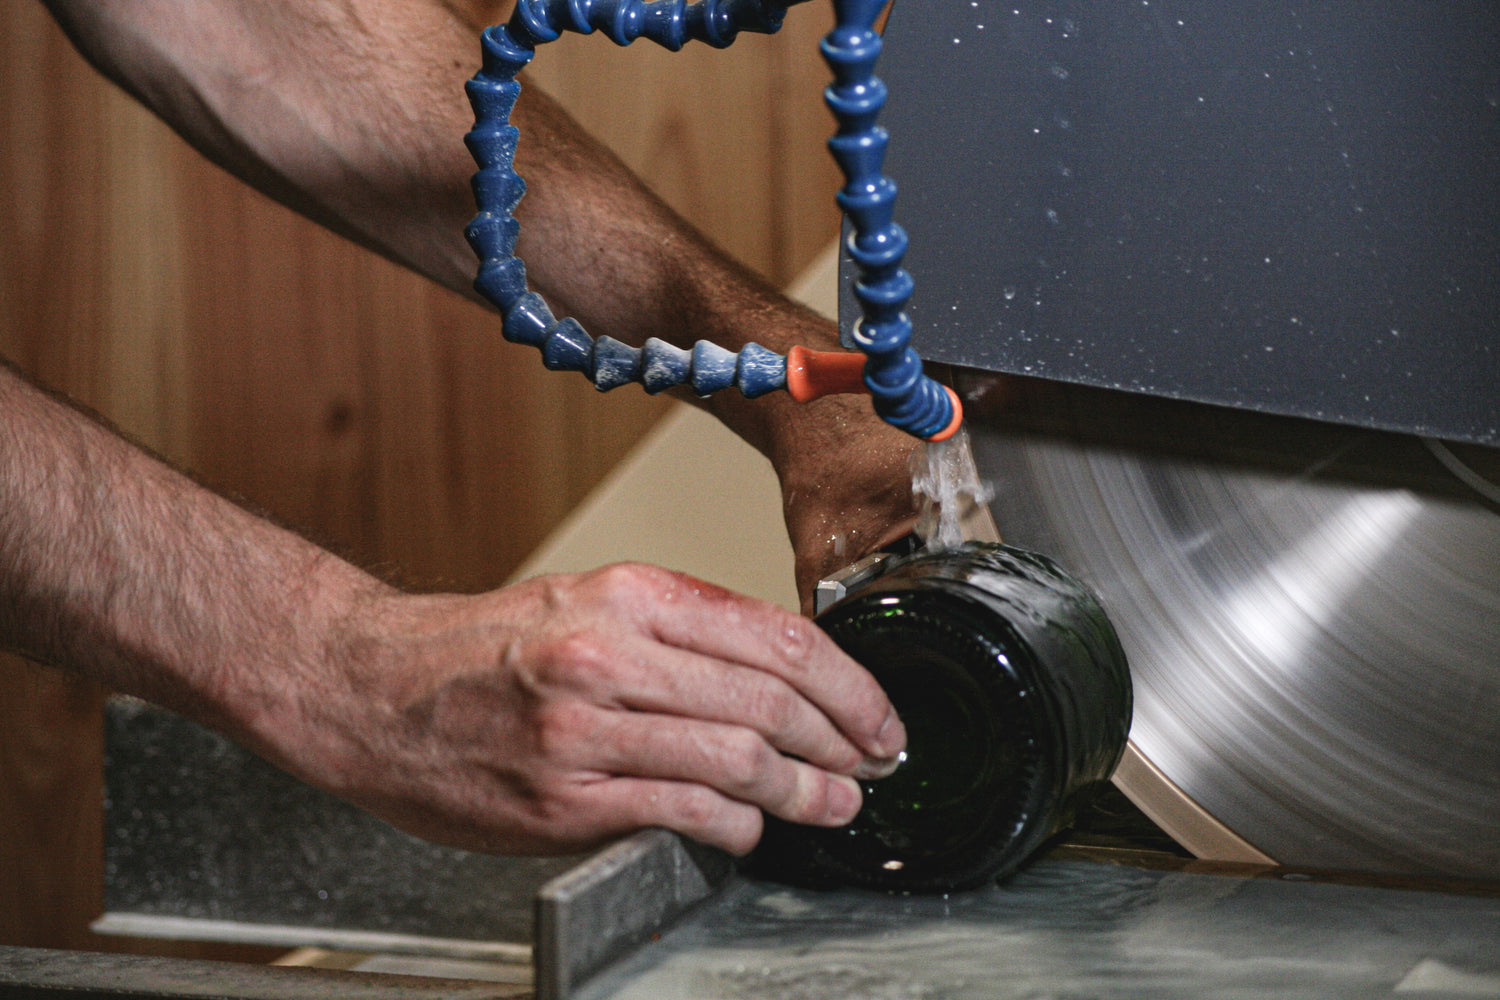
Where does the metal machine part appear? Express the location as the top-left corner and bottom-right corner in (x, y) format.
(858, 0), (1500, 880)
(874, 0), (1499, 446)
(529, 837), (1500, 1000)
(960, 373), (1500, 879)
(535, 830), (732, 1000)
(813, 550), (896, 615)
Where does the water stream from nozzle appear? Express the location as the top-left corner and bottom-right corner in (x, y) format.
(910, 428), (995, 551)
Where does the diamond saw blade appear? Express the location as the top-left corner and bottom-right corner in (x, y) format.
(960, 373), (1500, 879)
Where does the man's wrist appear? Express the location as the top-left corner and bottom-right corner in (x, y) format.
(200, 543), (399, 770)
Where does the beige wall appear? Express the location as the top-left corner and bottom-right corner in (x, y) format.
(0, 1), (840, 954)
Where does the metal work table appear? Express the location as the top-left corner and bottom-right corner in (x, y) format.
(541, 837), (1500, 1000)
(9, 842), (1499, 999)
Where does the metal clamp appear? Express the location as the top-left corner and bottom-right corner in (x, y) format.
(814, 550), (896, 615)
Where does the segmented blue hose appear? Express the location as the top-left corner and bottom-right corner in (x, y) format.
(462, 0), (958, 436)
(823, 0), (954, 439)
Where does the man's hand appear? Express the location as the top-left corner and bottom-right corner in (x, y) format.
(1, 365), (904, 857)
(26, 0), (923, 854)
(267, 564), (904, 856)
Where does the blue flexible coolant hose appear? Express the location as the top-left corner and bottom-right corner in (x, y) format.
(463, 0), (959, 440)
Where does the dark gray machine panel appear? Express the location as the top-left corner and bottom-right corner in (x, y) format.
(874, 1), (1499, 445)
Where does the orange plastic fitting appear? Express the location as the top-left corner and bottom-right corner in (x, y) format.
(785, 345), (867, 403)
(929, 386), (964, 442)
(785, 346), (964, 442)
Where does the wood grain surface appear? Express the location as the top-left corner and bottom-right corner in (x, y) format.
(1, 0), (839, 956)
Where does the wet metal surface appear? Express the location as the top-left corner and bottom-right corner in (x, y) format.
(873, 1), (1500, 445)
(570, 860), (1500, 1000)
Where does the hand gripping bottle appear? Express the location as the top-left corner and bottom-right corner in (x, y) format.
(753, 542), (1132, 893)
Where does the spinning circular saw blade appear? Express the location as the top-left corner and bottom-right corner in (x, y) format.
(961, 372), (1500, 880)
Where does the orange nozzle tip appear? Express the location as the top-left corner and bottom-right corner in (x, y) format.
(925, 386), (964, 442)
(786, 345), (869, 403)
(785, 345), (813, 403)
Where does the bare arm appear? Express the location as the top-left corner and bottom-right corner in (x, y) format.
(0, 361), (903, 853)
(11, 0), (917, 853)
(39, 0), (920, 599)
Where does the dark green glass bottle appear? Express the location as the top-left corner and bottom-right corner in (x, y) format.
(751, 542), (1131, 893)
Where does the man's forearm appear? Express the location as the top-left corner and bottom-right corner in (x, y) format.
(39, 0), (919, 599)
(40, 0), (485, 301)
(39, 0), (848, 455)
(0, 362), (382, 740)
(0, 361), (899, 855)
(8, 1), (915, 853)
(36, 0), (825, 340)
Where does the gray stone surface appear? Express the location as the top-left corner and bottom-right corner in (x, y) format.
(104, 698), (580, 949)
(574, 861), (1500, 1000)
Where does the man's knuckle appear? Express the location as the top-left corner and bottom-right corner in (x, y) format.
(542, 631), (613, 681)
(767, 616), (822, 677)
(778, 615), (818, 657)
(675, 785), (754, 844)
(533, 700), (589, 758)
(674, 787), (719, 828)
(750, 682), (802, 737)
(719, 731), (775, 792)
(589, 562), (662, 603)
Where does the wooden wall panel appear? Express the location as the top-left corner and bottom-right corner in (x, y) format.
(1, 0), (842, 958)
